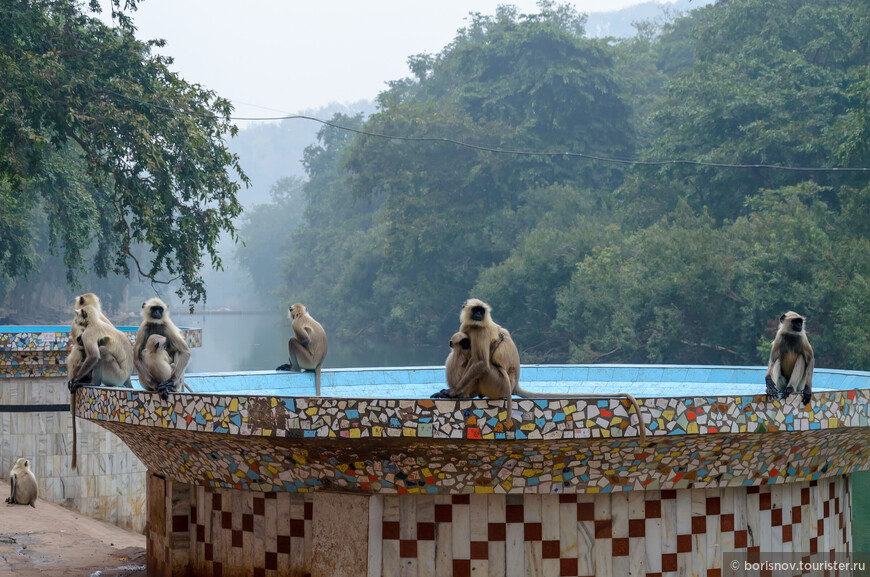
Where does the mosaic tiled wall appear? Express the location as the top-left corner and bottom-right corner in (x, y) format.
(0, 376), (147, 532)
(146, 474), (851, 577)
(0, 327), (202, 378)
(81, 386), (870, 494)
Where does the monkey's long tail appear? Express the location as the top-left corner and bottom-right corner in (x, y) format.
(514, 389), (646, 445)
(70, 389), (78, 469)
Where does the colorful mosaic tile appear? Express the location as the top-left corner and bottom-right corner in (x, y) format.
(0, 326), (201, 378)
(79, 384), (870, 495)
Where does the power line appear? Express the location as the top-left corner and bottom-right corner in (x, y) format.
(103, 90), (870, 173)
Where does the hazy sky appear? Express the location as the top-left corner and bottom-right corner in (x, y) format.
(106, 1), (676, 121)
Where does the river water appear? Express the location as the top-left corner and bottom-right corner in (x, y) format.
(173, 311), (444, 373)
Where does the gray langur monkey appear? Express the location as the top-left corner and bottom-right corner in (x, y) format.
(276, 303), (328, 396)
(142, 334), (174, 384)
(134, 298), (191, 400)
(67, 292), (112, 383)
(432, 299), (646, 443)
(6, 457), (38, 507)
(67, 304), (134, 468)
(765, 311), (814, 405)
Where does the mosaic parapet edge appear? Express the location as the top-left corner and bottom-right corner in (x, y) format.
(79, 385), (870, 494)
(0, 326), (201, 378)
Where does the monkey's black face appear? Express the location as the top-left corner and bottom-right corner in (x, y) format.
(150, 306), (164, 320)
(470, 306), (486, 322)
(791, 318), (803, 332)
(459, 338), (471, 350)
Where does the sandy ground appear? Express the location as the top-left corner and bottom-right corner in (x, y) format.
(0, 480), (146, 576)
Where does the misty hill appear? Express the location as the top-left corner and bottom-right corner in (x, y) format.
(586, 0), (711, 38)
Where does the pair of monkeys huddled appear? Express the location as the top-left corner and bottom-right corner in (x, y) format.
(432, 299), (647, 439)
(66, 293), (191, 467)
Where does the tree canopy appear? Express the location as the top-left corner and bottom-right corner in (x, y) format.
(0, 0), (246, 305)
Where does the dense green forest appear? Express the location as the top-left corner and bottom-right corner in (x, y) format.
(239, 0), (870, 369)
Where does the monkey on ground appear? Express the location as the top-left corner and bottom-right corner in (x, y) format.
(6, 457), (38, 507)
(433, 299), (646, 442)
(67, 304), (134, 468)
(142, 334), (174, 384)
(276, 303), (328, 396)
(765, 311), (814, 405)
(134, 297), (191, 400)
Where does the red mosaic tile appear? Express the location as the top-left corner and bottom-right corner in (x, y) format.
(172, 514), (188, 533)
(417, 522), (435, 541)
(507, 504), (524, 523)
(662, 553), (678, 572)
(792, 506), (802, 524)
(471, 541), (489, 560)
(824, 501), (830, 518)
(382, 521), (400, 540)
(612, 538), (629, 557)
(525, 522), (542, 541)
(760, 493), (771, 510)
(559, 494), (577, 503)
(594, 519), (612, 539)
(802, 488), (810, 505)
(577, 502), (595, 522)
(661, 490), (677, 500)
(645, 500), (661, 519)
(677, 534), (692, 553)
(735, 530), (747, 549)
(629, 518), (645, 538)
(434, 504), (452, 523)
(708, 570), (721, 577)
(721, 514), (734, 532)
(489, 523), (506, 541)
(692, 516), (706, 534)
(647, 573), (662, 577)
(543, 540), (560, 559)
(706, 497), (721, 516)
(783, 524), (792, 543)
(453, 559), (471, 577)
(400, 540), (417, 558)
(771, 508), (782, 527)
(818, 519), (825, 537)
(830, 482), (835, 499)
(560, 557), (578, 576)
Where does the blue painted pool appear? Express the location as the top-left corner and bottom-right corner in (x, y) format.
(143, 365), (868, 399)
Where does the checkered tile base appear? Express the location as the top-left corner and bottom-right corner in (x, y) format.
(146, 475), (850, 576)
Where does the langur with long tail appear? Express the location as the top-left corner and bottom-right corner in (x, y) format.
(276, 303), (328, 395)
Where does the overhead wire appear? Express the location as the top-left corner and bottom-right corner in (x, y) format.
(102, 90), (870, 173)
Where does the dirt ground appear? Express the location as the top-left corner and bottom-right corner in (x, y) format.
(0, 480), (146, 576)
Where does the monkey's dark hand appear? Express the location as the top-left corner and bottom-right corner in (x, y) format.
(276, 363), (296, 372)
(157, 379), (176, 401)
(430, 388), (452, 399)
(765, 376), (778, 401)
(801, 388), (812, 406)
(68, 380), (86, 393)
